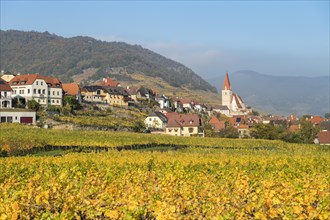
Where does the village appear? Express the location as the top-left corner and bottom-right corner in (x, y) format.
(0, 71), (329, 145)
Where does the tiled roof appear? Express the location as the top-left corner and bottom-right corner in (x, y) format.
(317, 131), (330, 144)
(167, 114), (201, 128)
(288, 125), (299, 132)
(213, 105), (229, 111)
(104, 86), (130, 96)
(100, 78), (120, 87)
(309, 116), (326, 125)
(179, 98), (194, 104)
(62, 83), (80, 96)
(126, 86), (139, 95)
(9, 74), (62, 88)
(222, 72), (231, 90)
(149, 112), (168, 123)
(0, 78), (12, 91)
(82, 85), (104, 92)
(209, 116), (226, 131)
(233, 94), (243, 109)
(237, 124), (249, 129)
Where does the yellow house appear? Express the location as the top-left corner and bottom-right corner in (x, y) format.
(165, 113), (202, 137)
(103, 87), (130, 107)
(81, 86), (131, 107)
(81, 86), (108, 104)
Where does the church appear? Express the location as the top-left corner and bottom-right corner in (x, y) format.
(221, 72), (251, 115)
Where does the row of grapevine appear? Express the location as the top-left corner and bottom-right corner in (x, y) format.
(0, 123), (323, 156)
(1, 149), (329, 219)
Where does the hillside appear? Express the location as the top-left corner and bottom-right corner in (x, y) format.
(208, 70), (330, 116)
(0, 30), (216, 92)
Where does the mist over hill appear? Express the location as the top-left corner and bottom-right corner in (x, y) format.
(208, 70), (329, 116)
(0, 30), (216, 92)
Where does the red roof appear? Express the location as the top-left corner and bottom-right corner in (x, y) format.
(62, 83), (80, 96)
(176, 98), (193, 104)
(100, 78), (120, 87)
(288, 125), (299, 132)
(9, 74), (62, 88)
(167, 114), (201, 128)
(0, 78), (12, 91)
(222, 72), (231, 90)
(317, 131), (330, 144)
(309, 116), (326, 125)
(209, 116), (226, 131)
(233, 94), (243, 108)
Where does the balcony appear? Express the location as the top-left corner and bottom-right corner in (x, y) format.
(0, 95), (12, 100)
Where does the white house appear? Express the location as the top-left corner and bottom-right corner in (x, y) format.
(0, 109), (36, 124)
(144, 112), (168, 130)
(0, 78), (13, 109)
(212, 105), (231, 117)
(157, 95), (171, 109)
(9, 74), (63, 107)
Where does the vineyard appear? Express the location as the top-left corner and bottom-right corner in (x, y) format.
(0, 123), (329, 219)
(0, 149), (329, 219)
(0, 123), (324, 156)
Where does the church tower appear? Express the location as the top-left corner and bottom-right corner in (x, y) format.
(221, 72), (233, 108)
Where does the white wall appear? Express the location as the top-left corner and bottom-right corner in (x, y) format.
(0, 110), (36, 124)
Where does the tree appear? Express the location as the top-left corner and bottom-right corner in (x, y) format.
(250, 123), (283, 140)
(218, 125), (239, 138)
(298, 119), (320, 144)
(325, 113), (330, 119)
(27, 100), (40, 111)
(251, 110), (260, 116)
(63, 96), (81, 110)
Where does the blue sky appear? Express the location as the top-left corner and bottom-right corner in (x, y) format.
(1, 1), (329, 78)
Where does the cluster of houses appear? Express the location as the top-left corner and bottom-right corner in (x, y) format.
(0, 71), (329, 144)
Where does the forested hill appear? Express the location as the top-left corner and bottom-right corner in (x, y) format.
(0, 30), (216, 92)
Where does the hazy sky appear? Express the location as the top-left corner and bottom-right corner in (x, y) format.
(1, 1), (329, 78)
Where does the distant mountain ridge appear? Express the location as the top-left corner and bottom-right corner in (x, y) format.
(0, 30), (216, 92)
(208, 70), (329, 116)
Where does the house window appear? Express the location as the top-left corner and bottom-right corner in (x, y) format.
(168, 129), (172, 132)
(1, 117), (6, 123)
(38, 89), (41, 94)
(57, 100), (59, 103)
(42, 89), (45, 94)
(189, 128), (194, 133)
(34, 89), (36, 94)
(149, 118), (152, 121)
(41, 82), (43, 85)
(52, 100), (54, 103)
(96, 90), (101, 95)
(57, 91), (59, 96)
(15, 116), (17, 120)
(174, 129), (178, 132)
(28, 89), (30, 94)
(48, 100), (51, 103)
(7, 117), (12, 123)
(48, 91), (50, 95)
(53, 91), (55, 95)
(36, 81), (38, 85)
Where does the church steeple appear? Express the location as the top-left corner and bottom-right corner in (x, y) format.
(222, 72), (231, 90)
